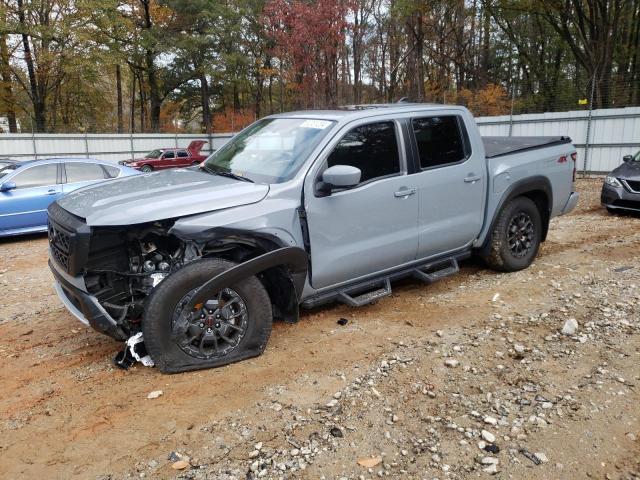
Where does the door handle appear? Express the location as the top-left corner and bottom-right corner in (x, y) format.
(394, 187), (416, 198)
(464, 175), (481, 183)
(47, 189), (58, 195)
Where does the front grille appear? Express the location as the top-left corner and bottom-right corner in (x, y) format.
(47, 202), (91, 275)
(624, 180), (640, 193)
(48, 220), (72, 271)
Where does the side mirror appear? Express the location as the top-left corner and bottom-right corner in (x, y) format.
(317, 165), (362, 197)
(0, 181), (16, 192)
(323, 165), (361, 187)
(623, 155), (633, 163)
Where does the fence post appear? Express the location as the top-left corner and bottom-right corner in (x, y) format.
(84, 132), (90, 158)
(130, 132), (135, 161)
(508, 84), (515, 137)
(582, 73), (597, 177)
(31, 119), (38, 160)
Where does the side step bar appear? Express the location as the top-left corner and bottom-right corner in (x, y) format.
(338, 278), (392, 307)
(301, 251), (470, 310)
(413, 258), (459, 284)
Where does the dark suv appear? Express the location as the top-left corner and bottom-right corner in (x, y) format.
(601, 150), (640, 213)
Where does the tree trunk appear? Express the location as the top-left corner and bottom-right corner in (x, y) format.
(201, 74), (211, 133)
(130, 68), (136, 133)
(116, 64), (124, 133)
(141, 0), (161, 132)
(138, 73), (146, 132)
(0, 34), (17, 132)
(17, 0), (45, 132)
(479, 1), (491, 88)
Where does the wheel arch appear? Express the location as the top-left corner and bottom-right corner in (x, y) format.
(179, 229), (309, 324)
(477, 176), (552, 256)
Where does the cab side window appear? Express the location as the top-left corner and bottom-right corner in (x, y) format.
(412, 116), (466, 169)
(327, 121), (400, 184)
(12, 164), (58, 188)
(163, 151), (175, 159)
(177, 150), (189, 158)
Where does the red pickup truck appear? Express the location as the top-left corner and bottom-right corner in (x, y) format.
(119, 140), (208, 172)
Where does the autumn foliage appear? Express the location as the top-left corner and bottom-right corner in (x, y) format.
(263, 0), (355, 108)
(212, 108), (256, 133)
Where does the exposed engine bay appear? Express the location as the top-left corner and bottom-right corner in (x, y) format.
(82, 224), (201, 336)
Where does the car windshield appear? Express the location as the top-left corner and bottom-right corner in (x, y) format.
(145, 149), (162, 159)
(203, 118), (335, 183)
(634, 150), (640, 161)
(0, 163), (17, 179)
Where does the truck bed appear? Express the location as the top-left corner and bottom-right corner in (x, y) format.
(483, 136), (572, 159)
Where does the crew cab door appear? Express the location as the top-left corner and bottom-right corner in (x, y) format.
(304, 119), (419, 290)
(407, 114), (485, 258)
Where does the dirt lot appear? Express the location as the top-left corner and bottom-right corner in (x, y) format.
(0, 178), (639, 480)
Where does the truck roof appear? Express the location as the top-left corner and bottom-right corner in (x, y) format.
(268, 103), (463, 122)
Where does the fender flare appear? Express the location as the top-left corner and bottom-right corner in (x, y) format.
(477, 176), (553, 256)
(186, 246), (308, 313)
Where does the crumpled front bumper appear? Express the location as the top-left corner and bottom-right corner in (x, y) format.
(49, 256), (127, 341)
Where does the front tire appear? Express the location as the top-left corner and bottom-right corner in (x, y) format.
(142, 258), (273, 373)
(484, 196), (542, 272)
(140, 165), (153, 173)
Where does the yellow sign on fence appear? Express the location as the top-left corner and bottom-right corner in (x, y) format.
(578, 99), (588, 105)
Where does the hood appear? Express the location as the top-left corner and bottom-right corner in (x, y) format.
(57, 168), (269, 226)
(612, 160), (640, 181)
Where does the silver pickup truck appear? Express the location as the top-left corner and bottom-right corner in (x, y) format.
(47, 103), (579, 372)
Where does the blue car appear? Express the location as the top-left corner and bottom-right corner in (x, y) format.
(0, 158), (139, 237)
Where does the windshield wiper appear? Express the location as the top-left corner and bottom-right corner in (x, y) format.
(201, 165), (254, 183)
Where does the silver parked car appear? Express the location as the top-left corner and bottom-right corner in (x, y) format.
(47, 103), (579, 372)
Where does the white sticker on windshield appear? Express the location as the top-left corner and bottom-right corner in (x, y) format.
(300, 119), (332, 130)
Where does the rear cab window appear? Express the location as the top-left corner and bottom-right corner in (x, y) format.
(411, 116), (469, 169)
(177, 150), (189, 158)
(327, 121), (401, 185)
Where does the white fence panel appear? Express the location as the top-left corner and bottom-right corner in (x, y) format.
(0, 107), (638, 173)
(0, 133), (234, 164)
(477, 106), (640, 172)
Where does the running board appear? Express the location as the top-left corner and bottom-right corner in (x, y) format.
(338, 278), (392, 307)
(413, 258), (459, 284)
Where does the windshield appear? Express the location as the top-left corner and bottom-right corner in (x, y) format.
(0, 163), (17, 179)
(634, 150), (640, 161)
(203, 117), (335, 183)
(145, 149), (162, 159)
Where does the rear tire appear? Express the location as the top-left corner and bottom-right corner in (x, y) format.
(142, 258), (272, 373)
(141, 165), (153, 173)
(484, 196), (542, 272)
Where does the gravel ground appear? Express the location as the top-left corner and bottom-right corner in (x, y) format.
(0, 178), (638, 480)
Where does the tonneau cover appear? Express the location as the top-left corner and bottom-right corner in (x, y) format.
(483, 136), (572, 159)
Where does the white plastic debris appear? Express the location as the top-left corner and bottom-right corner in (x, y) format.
(126, 332), (155, 367)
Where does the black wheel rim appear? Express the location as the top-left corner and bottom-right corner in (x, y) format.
(172, 287), (248, 360)
(507, 212), (535, 258)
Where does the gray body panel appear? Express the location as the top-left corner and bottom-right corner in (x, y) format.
(50, 104), (578, 307)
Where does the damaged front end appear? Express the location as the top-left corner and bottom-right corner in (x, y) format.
(48, 202), (201, 341)
(48, 202), (308, 349)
